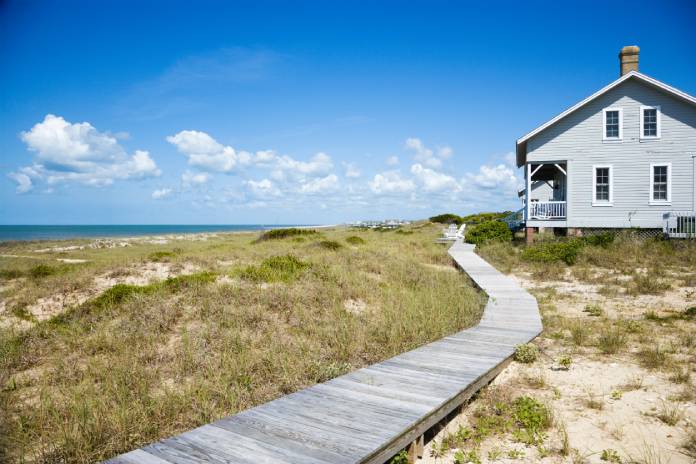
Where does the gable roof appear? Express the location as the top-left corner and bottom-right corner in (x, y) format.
(516, 71), (696, 166)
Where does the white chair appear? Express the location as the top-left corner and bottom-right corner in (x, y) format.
(456, 224), (466, 239)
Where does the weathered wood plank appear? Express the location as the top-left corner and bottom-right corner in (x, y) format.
(105, 239), (541, 464)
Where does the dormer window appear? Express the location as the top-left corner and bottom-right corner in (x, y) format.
(602, 108), (622, 141)
(640, 105), (661, 139)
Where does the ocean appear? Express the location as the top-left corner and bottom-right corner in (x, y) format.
(0, 225), (312, 242)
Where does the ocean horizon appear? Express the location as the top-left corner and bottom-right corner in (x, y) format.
(0, 224), (318, 242)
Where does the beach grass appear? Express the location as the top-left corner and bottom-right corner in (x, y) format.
(0, 223), (484, 463)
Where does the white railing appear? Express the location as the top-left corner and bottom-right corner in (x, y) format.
(529, 201), (566, 219)
(664, 211), (696, 238)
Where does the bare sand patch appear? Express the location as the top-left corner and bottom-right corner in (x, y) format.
(343, 298), (368, 315)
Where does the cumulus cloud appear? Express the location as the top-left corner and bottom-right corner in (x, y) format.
(9, 114), (160, 192)
(386, 155), (399, 166)
(181, 170), (211, 186)
(8, 172), (33, 193)
(299, 174), (339, 194)
(369, 171), (416, 194)
(152, 188), (172, 199)
(342, 162), (360, 178)
(465, 163), (519, 191)
(404, 138), (452, 168)
(245, 178), (281, 198)
(410, 163), (461, 192)
(167, 130), (244, 172)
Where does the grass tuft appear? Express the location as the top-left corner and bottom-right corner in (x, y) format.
(317, 240), (343, 251)
(238, 255), (311, 283)
(345, 236), (366, 245)
(257, 228), (318, 241)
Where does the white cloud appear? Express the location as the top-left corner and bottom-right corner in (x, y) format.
(274, 152), (333, 178)
(152, 188), (172, 199)
(404, 138), (453, 168)
(167, 130), (242, 173)
(465, 163), (518, 191)
(410, 163), (461, 192)
(8, 172), (33, 193)
(342, 162), (360, 178)
(299, 174), (339, 194)
(369, 171), (416, 194)
(10, 115), (160, 192)
(386, 155), (399, 166)
(245, 178), (281, 198)
(181, 170), (211, 186)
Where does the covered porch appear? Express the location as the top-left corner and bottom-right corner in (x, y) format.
(521, 161), (567, 221)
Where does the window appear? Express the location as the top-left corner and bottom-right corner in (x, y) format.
(602, 108), (622, 141)
(640, 105), (661, 139)
(649, 163), (671, 204)
(592, 165), (613, 205)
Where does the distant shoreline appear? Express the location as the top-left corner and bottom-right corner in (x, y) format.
(0, 224), (338, 243)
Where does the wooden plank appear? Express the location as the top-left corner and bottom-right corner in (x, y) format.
(105, 239), (542, 464)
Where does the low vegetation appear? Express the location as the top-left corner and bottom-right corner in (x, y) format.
(464, 220), (512, 245)
(0, 223), (485, 463)
(257, 227), (319, 241)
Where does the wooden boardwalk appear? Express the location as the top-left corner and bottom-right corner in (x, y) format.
(107, 240), (542, 464)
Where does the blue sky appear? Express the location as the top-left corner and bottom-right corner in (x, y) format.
(2, 0), (695, 224)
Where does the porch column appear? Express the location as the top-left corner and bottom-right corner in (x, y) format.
(525, 163), (531, 222)
(526, 227), (534, 244)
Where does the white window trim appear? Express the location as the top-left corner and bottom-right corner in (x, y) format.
(649, 162), (671, 205)
(602, 107), (623, 142)
(640, 105), (661, 140)
(592, 164), (614, 206)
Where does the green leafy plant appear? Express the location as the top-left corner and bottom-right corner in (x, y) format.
(601, 448), (621, 463)
(557, 355), (572, 370)
(465, 221), (512, 245)
(513, 343), (539, 363)
(521, 239), (584, 265)
(610, 390), (623, 400)
(583, 304), (603, 317)
(389, 450), (408, 464)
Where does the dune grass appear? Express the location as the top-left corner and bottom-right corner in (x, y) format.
(0, 223), (484, 463)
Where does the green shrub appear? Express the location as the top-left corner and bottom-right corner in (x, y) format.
(317, 240), (343, 251)
(239, 255), (311, 283)
(394, 229), (413, 235)
(429, 213), (463, 225)
(460, 211), (510, 225)
(521, 239), (584, 265)
(514, 343), (539, 363)
(345, 236), (366, 245)
(583, 232), (615, 247)
(258, 228), (318, 241)
(686, 307), (696, 318)
(465, 221), (512, 245)
(29, 264), (58, 278)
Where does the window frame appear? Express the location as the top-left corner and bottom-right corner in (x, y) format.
(592, 164), (614, 206)
(602, 107), (623, 142)
(640, 105), (661, 140)
(649, 162), (671, 205)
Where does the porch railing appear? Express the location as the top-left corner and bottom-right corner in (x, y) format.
(664, 211), (696, 238)
(529, 201), (566, 219)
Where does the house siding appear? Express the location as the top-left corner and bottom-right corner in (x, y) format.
(526, 79), (696, 228)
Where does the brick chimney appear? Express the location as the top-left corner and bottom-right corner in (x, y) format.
(619, 45), (640, 76)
